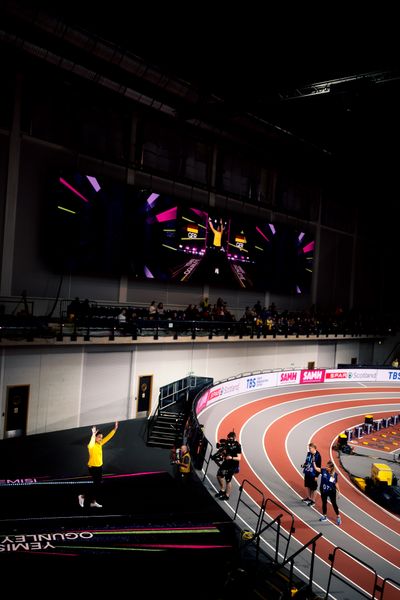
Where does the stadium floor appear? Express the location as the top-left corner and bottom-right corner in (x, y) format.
(0, 420), (237, 596)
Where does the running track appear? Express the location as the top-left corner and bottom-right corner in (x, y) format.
(198, 382), (400, 600)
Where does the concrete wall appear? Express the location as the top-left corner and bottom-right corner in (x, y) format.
(0, 337), (376, 438)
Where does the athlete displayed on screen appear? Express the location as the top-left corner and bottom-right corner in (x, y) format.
(46, 182), (315, 294)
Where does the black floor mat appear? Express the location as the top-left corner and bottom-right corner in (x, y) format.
(0, 422), (239, 597)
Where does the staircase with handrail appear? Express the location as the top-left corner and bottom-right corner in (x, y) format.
(146, 375), (213, 449)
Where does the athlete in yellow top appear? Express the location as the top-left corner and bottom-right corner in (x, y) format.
(79, 421), (118, 508)
(209, 218), (224, 248)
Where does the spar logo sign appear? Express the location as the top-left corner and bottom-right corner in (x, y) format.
(325, 371), (348, 380)
(300, 369), (326, 384)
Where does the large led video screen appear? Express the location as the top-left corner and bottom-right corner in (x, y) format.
(44, 173), (314, 294)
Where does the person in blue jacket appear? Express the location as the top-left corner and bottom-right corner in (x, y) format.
(315, 459), (342, 525)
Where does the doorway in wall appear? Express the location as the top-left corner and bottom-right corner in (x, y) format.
(137, 375), (152, 417)
(4, 385), (29, 438)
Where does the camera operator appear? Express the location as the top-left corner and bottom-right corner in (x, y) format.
(214, 431), (241, 501)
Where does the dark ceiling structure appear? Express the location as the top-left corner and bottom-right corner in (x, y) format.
(1, 1), (400, 186)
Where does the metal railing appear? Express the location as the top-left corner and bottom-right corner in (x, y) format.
(263, 498), (296, 563)
(326, 547), (378, 600)
(380, 577), (400, 599)
(234, 479), (266, 537)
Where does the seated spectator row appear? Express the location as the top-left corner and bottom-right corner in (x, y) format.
(0, 296), (398, 341)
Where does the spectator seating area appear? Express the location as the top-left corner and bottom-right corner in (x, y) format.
(0, 296), (397, 342)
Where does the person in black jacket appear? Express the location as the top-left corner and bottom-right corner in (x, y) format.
(301, 442), (321, 506)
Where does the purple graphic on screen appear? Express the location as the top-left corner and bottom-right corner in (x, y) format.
(146, 192), (160, 206)
(86, 175), (101, 192)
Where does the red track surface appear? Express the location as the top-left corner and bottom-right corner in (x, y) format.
(210, 386), (400, 598)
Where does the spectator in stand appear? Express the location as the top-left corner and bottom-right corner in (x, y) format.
(265, 316), (274, 332)
(157, 302), (165, 317)
(199, 298), (210, 319)
(243, 306), (256, 322)
(67, 297), (81, 321)
(211, 303), (221, 319)
(185, 304), (199, 320)
(216, 297), (225, 309)
(199, 296), (209, 313)
(148, 301), (157, 319)
(117, 308), (127, 332)
(392, 357), (399, 368)
(253, 300), (262, 316)
(223, 304), (235, 321)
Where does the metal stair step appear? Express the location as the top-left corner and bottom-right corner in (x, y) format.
(147, 439), (176, 448)
(153, 423), (178, 431)
(157, 414), (185, 421)
(149, 431), (177, 439)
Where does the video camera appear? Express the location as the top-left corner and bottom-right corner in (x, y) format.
(211, 436), (236, 466)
